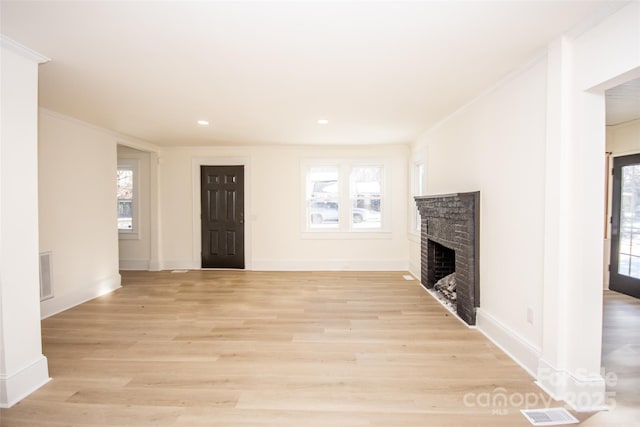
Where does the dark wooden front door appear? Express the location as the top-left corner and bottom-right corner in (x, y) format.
(200, 165), (245, 269)
(610, 154), (640, 299)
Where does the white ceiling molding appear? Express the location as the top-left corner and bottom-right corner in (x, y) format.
(0, 34), (49, 64)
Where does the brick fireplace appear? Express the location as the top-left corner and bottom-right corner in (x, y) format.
(415, 192), (479, 325)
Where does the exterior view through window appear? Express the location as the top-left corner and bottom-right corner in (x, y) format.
(619, 164), (640, 278)
(610, 153), (640, 299)
(117, 168), (134, 231)
(306, 163), (382, 231)
(307, 166), (340, 229)
(350, 166), (382, 229)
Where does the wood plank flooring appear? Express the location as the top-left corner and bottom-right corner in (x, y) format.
(602, 289), (640, 408)
(579, 290), (640, 426)
(0, 271), (619, 426)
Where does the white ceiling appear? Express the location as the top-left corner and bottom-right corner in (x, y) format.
(0, 1), (617, 146)
(606, 78), (640, 126)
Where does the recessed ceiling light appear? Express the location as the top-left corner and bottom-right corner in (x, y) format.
(317, 119), (329, 125)
(197, 120), (209, 126)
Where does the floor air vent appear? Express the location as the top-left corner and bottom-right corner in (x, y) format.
(39, 251), (54, 301)
(521, 408), (578, 426)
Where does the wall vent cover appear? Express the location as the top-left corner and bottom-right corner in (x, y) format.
(39, 251), (54, 301)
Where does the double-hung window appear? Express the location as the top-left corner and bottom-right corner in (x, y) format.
(117, 160), (139, 239)
(307, 166), (341, 230)
(350, 166), (382, 230)
(303, 160), (387, 234)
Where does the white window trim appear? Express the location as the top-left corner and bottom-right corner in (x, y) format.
(409, 161), (425, 241)
(118, 159), (139, 240)
(301, 158), (392, 239)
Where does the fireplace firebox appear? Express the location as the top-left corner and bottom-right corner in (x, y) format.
(415, 192), (479, 325)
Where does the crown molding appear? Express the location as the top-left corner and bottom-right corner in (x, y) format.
(0, 35), (49, 64)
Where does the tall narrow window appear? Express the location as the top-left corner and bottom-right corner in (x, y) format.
(117, 160), (138, 238)
(414, 163), (425, 232)
(350, 166), (382, 229)
(307, 166), (340, 229)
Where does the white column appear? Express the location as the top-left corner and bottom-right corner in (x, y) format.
(539, 34), (607, 412)
(539, 36), (572, 391)
(539, 3), (640, 411)
(0, 36), (50, 408)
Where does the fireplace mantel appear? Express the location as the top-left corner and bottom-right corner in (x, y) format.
(415, 192), (480, 325)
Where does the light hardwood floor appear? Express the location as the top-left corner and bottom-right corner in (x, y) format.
(0, 271), (632, 426)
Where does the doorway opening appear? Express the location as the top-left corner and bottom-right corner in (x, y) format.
(117, 145), (158, 271)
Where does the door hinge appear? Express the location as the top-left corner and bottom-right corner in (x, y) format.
(612, 168), (615, 176)
(608, 264), (611, 272)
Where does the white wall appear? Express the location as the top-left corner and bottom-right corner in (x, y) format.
(38, 110), (122, 318)
(606, 119), (640, 154)
(160, 144), (409, 270)
(0, 38), (50, 408)
(410, 56), (548, 358)
(117, 145), (151, 270)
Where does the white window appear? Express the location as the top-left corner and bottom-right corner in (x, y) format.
(303, 160), (387, 235)
(307, 166), (340, 230)
(117, 160), (139, 239)
(413, 162), (425, 233)
(350, 166), (382, 230)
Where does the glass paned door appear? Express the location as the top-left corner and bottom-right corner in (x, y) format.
(610, 154), (640, 298)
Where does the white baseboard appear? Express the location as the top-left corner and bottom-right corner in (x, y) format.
(0, 355), (50, 408)
(160, 259), (409, 271)
(118, 259), (150, 270)
(40, 273), (121, 319)
(536, 359), (607, 412)
(475, 309), (605, 411)
(251, 258), (409, 271)
(476, 308), (541, 377)
(161, 260), (198, 271)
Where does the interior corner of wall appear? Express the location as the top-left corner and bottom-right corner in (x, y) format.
(476, 308), (541, 377)
(408, 261), (421, 281)
(40, 273), (121, 319)
(148, 260), (162, 271)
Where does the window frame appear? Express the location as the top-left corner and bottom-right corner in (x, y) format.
(410, 161), (425, 238)
(117, 159), (139, 240)
(301, 158), (391, 238)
